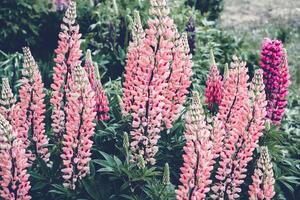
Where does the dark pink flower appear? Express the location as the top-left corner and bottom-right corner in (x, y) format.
(259, 38), (290, 125)
(204, 51), (223, 112)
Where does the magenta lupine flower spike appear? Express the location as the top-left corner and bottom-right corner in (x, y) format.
(211, 57), (250, 199)
(12, 47), (50, 164)
(0, 78), (16, 121)
(84, 50), (110, 121)
(122, 0), (192, 165)
(51, 1), (82, 140)
(0, 114), (31, 200)
(248, 146), (275, 200)
(259, 38), (290, 125)
(176, 93), (214, 200)
(204, 50), (223, 112)
(61, 66), (96, 189)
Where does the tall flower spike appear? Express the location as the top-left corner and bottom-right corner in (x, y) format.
(259, 38), (290, 125)
(12, 47), (50, 164)
(185, 16), (196, 55)
(225, 69), (267, 199)
(61, 66), (96, 189)
(177, 92), (214, 200)
(84, 50), (110, 121)
(51, 0), (82, 141)
(211, 57), (250, 199)
(0, 78), (16, 121)
(0, 114), (31, 200)
(122, 0), (192, 165)
(121, 10), (144, 116)
(204, 50), (223, 112)
(248, 146), (275, 200)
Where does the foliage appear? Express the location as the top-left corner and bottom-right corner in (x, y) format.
(0, 0), (299, 200)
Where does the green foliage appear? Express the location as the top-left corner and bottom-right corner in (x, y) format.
(0, 1), (299, 199)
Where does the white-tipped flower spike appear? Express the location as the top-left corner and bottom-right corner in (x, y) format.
(249, 146), (275, 200)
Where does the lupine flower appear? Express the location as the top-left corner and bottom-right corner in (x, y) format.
(211, 57), (250, 199)
(204, 50), (223, 112)
(0, 114), (31, 200)
(12, 47), (50, 164)
(84, 50), (110, 121)
(51, 1), (82, 140)
(177, 93), (214, 200)
(122, 1), (193, 165)
(259, 38), (290, 125)
(225, 69), (267, 199)
(0, 78), (16, 121)
(185, 16), (196, 55)
(248, 146), (275, 200)
(61, 66), (96, 189)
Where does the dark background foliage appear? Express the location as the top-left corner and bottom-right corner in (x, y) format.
(0, 0), (299, 199)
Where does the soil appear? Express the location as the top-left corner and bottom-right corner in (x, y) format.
(220, 0), (300, 29)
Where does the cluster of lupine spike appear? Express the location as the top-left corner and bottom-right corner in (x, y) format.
(122, 0), (192, 165)
(259, 38), (290, 125)
(0, 78), (16, 121)
(61, 66), (96, 189)
(0, 114), (31, 200)
(248, 146), (275, 200)
(176, 93), (215, 199)
(177, 57), (269, 199)
(204, 50), (223, 112)
(84, 50), (110, 121)
(211, 58), (268, 199)
(11, 47), (50, 164)
(51, 0), (82, 140)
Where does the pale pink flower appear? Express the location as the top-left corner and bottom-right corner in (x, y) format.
(60, 66), (96, 189)
(84, 50), (110, 121)
(211, 57), (250, 199)
(176, 93), (214, 200)
(248, 146), (275, 200)
(0, 114), (31, 200)
(51, 1), (82, 140)
(122, 1), (192, 165)
(12, 47), (50, 164)
(0, 78), (16, 121)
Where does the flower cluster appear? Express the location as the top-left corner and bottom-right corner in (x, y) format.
(122, 0), (193, 165)
(248, 146), (275, 200)
(0, 114), (31, 200)
(0, 78), (16, 121)
(259, 38), (290, 124)
(176, 93), (215, 199)
(204, 50), (223, 112)
(209, 58), (267, 199)
(51, 1), (82, 140)
(84, 50), (110, 121)
(61, 66), (96, 189)
(12, 47), (50, 164)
